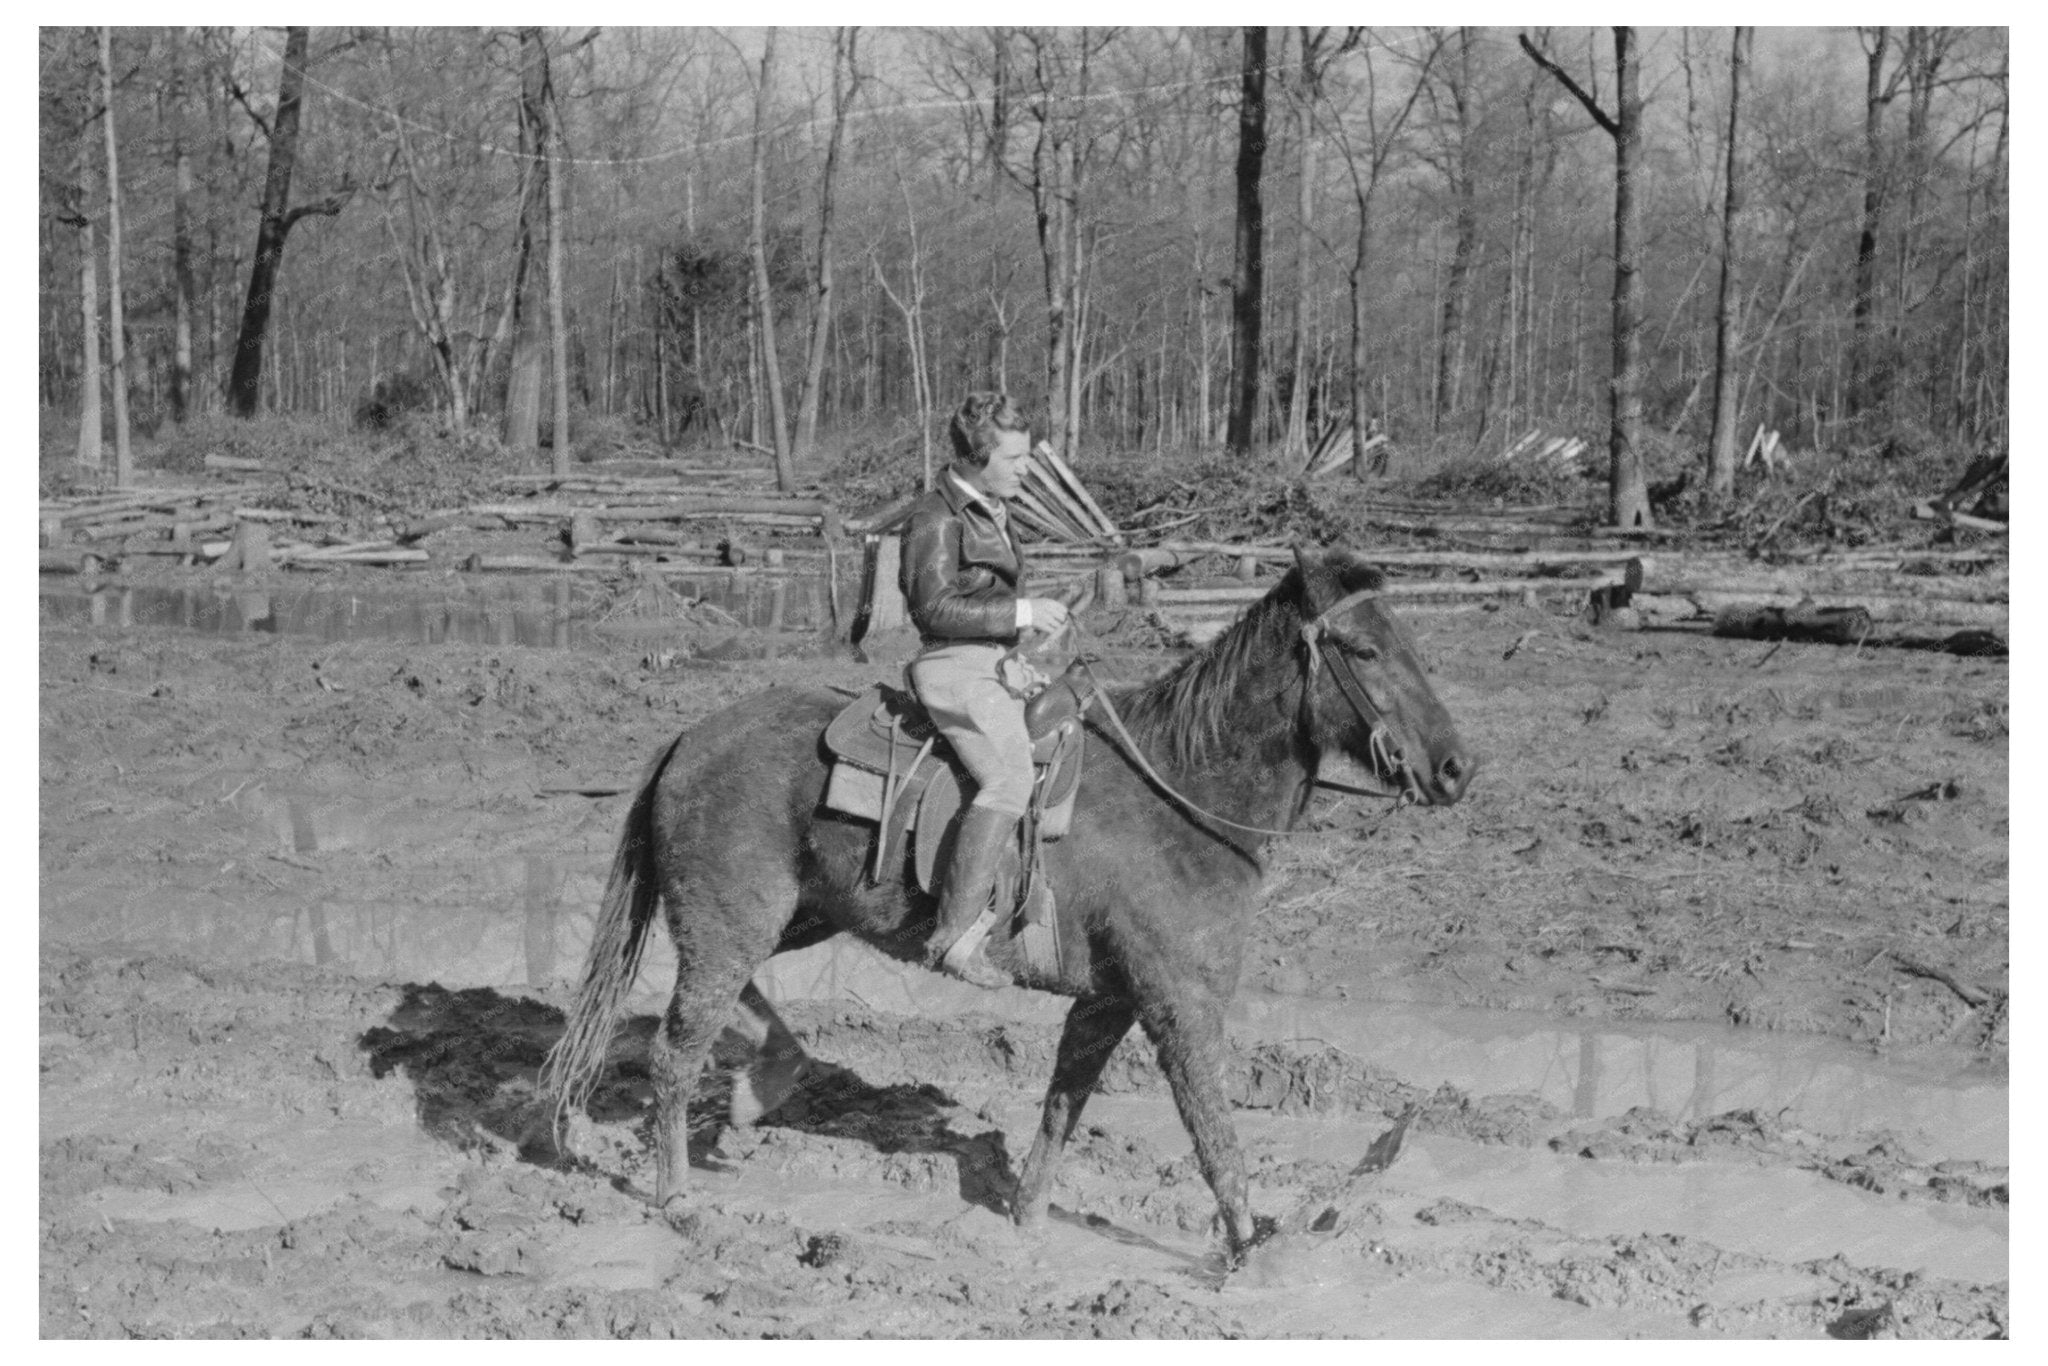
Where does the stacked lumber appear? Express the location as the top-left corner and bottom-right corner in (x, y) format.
(1500, 430), (1591, 474)
(1304, 424), (1388, 479)
(1009, 441), (1122, 544)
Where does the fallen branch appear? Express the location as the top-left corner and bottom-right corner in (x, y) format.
(1884, 949), (1992, 1009)
(1911, 500), (2007, 534)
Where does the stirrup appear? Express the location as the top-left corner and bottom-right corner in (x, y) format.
(937, 904), (1009, 989)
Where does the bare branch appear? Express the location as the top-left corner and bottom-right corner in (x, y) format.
(1519, 30), (1618, 137)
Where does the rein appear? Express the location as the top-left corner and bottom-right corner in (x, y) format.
(1066, 587), (1415, 844)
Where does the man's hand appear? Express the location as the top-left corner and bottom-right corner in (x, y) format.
(1025, 598), (1071, 637)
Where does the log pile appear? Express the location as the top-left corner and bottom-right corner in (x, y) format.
(1625, 551), (2007, 632)
(1036, 534), (2006, 649)
(39, 458), (847, 581)
(39, 452), (2009, 659)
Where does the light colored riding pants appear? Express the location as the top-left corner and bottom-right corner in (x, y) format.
(907, 642), (1035, 816)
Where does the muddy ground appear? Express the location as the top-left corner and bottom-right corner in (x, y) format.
(38, 568), (2008, 1337)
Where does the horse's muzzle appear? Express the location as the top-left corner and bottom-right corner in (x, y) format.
(1424, 747), (1477, 805)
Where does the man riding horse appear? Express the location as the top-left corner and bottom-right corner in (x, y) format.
(901, 392), (1071, 987)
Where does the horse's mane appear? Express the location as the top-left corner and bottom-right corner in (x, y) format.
(1112, 570), (1305, 771)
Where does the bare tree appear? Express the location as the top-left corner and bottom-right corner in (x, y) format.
(1705, 27), (1752, 498)
(545, 53), (572, 476)
(98, 27), (131, 484)
(871, 154), (936, 492)
(502, 27), (552, 453)
(1849, 26), (1894, 418)
(793, 27), (863, 461)
(227, 27), (353, 418)
(1427, 26), (1481, 432)
(1521, 27), (1653, 529)
(167, 27), (196, 424)
(1226, 26), (1268, 456)
(1281, 28), (1337, 469)
(747, 28), (796, 487)
(1316, 30), (1440, 481)
(375, 31), (492, 432)
(72, 138), (101, 470)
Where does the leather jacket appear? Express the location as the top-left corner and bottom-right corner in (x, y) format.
(900, 472), (1028, 648)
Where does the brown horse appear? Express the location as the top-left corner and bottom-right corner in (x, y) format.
(540, 546), (1474, 1263)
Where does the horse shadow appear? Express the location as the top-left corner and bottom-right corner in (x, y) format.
(356, 982), (1015, 1213)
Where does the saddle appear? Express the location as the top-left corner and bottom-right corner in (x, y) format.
(821, 663), (1094, 973)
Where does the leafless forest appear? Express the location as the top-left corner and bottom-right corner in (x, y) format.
(39, 26), (2007, 508)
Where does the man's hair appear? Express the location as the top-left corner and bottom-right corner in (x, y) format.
(948, 391), (1029, 467)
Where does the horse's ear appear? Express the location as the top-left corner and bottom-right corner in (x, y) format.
(1324, 546), (1387, 593)
(1291, 541), (1338, 614)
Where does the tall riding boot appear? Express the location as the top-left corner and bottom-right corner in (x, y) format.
(931, 804), (1018, 989)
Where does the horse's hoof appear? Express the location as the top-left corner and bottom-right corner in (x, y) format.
(556, 1110), (597, 1163)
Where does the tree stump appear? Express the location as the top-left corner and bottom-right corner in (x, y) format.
(1095, 564), (1127, 610)
(228, 520), (272, 576)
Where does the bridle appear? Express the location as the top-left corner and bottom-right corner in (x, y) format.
(1296, 587), (1423, 805)
(1071, 585), (1418, 844)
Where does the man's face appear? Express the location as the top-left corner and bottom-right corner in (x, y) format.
(970, 430), (1032, 500)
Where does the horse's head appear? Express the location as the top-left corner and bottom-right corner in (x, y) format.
(1291, 546), (1476, 807)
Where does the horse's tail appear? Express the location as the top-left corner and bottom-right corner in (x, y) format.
(538, 733), (685, 1143)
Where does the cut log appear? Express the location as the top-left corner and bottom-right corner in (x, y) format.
(285, 549), (431, 567)
(1032, 440), (1121, 540)
(1006, 493), (1083, 544)
(1629, 556), (2006, 604)
(40, 548), (104, 575)
(1116, 548), (1191, 581)
(843, 493), (920, 537)
(1020, 452), (1094, 524)
(468, 496), (835, 522)
(1692, 591), (2005, 629)
(1713, 603), (1872, 646)
(1020, 470), (1098, 540)
(461, 554), (569, 573)
(1911, 500), (2007, 533)
(556, 541), (669, 558)
(229, 506), (352, 526)
(1157, 574), (1621, 607)
(203, 453), (272, 473)
(1303, 430), (1350, 476)
(1308, 432), (1385, 478)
